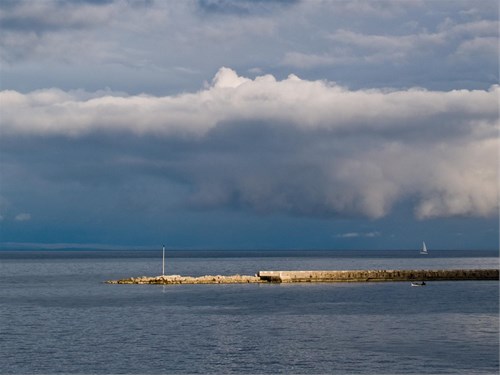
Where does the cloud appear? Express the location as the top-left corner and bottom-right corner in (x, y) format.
(281, 52), (351, 69)
(196, 0), (298, 16)
(2, 68), (497, 137)
(1, 68), (498, 220)
(454, 36), (499, 60)
(282, 19), (499, 69)
(326, 29), (445, 63)
(0, 0), (163, 65)
(0, 0), (115, 32)
(14, 213), (31, 222)
(1, 0), (497, 95)
(336, 231), (381, 238)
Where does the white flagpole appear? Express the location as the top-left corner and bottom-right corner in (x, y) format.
(162, 244), (165, 276)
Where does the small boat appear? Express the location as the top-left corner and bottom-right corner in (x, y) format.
(420, 241), (428, 255)
(411, 281), (426, 287)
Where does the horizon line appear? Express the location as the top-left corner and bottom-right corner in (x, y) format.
(0, 242), (498, 252)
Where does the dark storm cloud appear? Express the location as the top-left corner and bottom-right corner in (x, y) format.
(0, 1), (498, 249)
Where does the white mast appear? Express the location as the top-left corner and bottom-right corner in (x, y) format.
(162, 244), (165, 276)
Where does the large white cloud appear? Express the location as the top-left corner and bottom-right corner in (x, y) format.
(1, 68), (498, 220)
(1, 67), (497, 136)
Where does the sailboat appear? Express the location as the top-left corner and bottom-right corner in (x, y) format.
(420, 241), (428, 255)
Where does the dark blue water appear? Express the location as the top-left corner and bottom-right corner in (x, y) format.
(0, 250), (498, 374)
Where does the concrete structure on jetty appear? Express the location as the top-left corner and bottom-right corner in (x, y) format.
(107, 269), (499, 285)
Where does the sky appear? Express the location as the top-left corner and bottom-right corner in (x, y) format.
(0, 0), (498, 250)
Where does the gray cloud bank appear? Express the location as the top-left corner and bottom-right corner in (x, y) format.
(1, 0), (498, 94)
(1, 68), (498, 221)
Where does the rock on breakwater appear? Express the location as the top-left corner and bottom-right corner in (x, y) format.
(106, 269), (499, 285)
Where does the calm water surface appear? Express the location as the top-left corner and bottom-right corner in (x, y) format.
(0, 250), (498, 374)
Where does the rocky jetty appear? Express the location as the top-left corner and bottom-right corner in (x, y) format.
(107, 269), (499, 285)
(106, 274), (263, 284)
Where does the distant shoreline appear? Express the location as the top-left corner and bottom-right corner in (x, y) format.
(1, 245), (499, 253)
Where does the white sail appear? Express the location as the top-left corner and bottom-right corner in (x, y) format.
(420, 241), (428, 254)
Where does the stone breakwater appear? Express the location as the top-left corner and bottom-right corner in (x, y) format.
(107, 269), (499, 285)
(107, 274), (264, 284)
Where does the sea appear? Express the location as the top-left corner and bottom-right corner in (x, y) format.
(0, 249), (498, 375)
